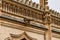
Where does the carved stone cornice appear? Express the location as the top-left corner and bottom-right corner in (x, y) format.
(1, 10), (47, 28)
(1, 18), (45, 35)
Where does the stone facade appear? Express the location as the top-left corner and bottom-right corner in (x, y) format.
(0, 0), (60, 40)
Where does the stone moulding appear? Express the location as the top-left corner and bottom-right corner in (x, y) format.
(1, 19), (45, 35)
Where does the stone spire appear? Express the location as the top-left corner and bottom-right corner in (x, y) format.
(40, 0), (49, 11)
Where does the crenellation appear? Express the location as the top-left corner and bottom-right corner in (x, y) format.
(11, 0), (40, 10)
(24, 0), (40, 10)
(28, 0), (32, 6)
(54, 11), (57, 15)
(49, 9), (60, 18)
(32, 2), (36, 8)
(56, 12), (59, 16)
(53, 11), (60, 17)
(24, 0), (29, 4)
(40, 6), (44, 11)
(20, 0), (25, 4)
(36, 4), (40, 9)
(49, 9), (52, 12)
(2, 0), (60, 18)
(50, 9), (54, 13)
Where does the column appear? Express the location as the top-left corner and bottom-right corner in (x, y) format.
(44, 12), (52, 40)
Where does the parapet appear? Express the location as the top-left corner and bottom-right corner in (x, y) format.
(13, 0), (40, 10)
(2, 0), (60, 18)
(12, 0), (51, 11)
(49, 9), (60, 18)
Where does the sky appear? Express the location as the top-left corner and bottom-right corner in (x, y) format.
(32, 0), (60, 13)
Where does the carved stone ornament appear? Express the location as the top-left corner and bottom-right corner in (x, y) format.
(4, 32), (37, 40)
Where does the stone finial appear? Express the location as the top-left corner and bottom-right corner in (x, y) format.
(49, 9), (52, 12)
(32, 2), (36, 8)
(54, 11), (57, 14)
(36, 4), (39, 8)
(57, 12), (59, 16)
(28, 0), (33, 6)
(52, 10), (54, 13)
(25, 0), (29, 4)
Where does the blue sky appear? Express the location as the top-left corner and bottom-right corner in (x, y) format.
(32, 0), (60, 13)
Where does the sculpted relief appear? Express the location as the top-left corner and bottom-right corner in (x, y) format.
(4, 32), (37, 40)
